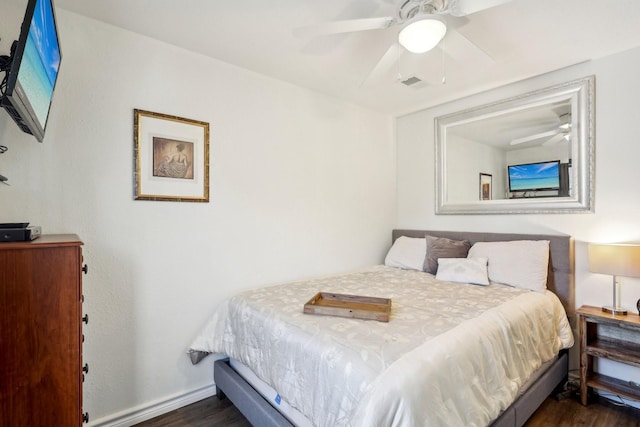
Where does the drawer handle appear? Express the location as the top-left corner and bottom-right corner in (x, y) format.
(82, 314), (89, 324)
(82, 264), (89, 274)
(83, 412), (89, 423)
(83, 363), (89, 374)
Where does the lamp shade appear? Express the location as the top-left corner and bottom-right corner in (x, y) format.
(588, 243), (640, 278)
(398, 16), (447, 54)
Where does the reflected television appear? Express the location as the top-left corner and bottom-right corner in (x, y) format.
(508, 160), (560, 192)
(0, 0), (62, 142)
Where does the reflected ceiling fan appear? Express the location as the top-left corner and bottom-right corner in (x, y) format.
(510, 116), (572, 147)
(294, 0), (513, 84)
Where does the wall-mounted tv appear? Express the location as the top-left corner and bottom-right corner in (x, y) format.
(0, 0), (62, 142)
(508, 160), (561, 192)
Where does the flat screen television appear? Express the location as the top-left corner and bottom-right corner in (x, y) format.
(508, 160), (561, 192)
(0, 0), (62, 142)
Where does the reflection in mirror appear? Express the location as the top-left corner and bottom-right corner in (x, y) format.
(435, 76), (594, 214)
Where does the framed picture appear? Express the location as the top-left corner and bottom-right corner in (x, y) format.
(133, 109), (210, 202)
(480, 173), (492, 200)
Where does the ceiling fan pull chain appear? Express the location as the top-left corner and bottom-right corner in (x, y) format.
(441, 37), (447, 84)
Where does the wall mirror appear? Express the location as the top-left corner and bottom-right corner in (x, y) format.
(435, 76), (595, 214)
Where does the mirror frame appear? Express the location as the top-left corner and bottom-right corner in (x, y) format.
(435, 75), (595, 215)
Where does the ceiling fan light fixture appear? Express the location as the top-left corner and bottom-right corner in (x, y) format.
(398, 16), (447, 54)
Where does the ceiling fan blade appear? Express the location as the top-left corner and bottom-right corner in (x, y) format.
(446, 14), (470, 30)
(449, 0), (513, 17)
(359, 43), (401, 87)
(293, 17), (394, 38)
(510, 129), (560, 146)
(542, 133), (568, 146)
(441, 26), (494, 66)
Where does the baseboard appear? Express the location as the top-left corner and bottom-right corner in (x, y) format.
(88, 384), (216, 427)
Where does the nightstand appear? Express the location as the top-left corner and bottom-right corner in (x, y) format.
(577, 305), (640, 405)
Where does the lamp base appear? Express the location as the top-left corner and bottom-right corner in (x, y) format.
(602, 306), (628, 316)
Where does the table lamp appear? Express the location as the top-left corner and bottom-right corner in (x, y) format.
(588, 243), (640, 315)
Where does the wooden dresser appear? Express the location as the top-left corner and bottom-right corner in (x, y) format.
(0, 234), (87, 426)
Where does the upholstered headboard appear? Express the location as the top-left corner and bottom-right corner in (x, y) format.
(392, 229), (575, 317)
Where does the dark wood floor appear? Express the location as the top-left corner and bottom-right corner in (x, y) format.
(526, 396), (640, 427)
(133, 395), (251, 427)
(134, 393), (640, 427)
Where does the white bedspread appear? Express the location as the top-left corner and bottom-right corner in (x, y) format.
(188, 265), (573, 427)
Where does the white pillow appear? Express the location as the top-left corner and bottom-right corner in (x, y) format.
(384, 236), (426, 271)
(467, 240), (550, 292)
(435, 257), (490, 286)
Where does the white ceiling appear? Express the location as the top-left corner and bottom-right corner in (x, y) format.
(54, 0), (640, 116)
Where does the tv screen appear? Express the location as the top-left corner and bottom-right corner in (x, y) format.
(508, 160), (561, 192)
(0, 0), (62, 142)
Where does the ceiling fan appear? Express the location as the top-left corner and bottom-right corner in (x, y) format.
(294, 0), (513, 84)
(510, 122), (572, 147)
(294, 0), (513, 47)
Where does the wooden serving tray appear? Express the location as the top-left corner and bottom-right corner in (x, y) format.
(303, 292), (391, 322)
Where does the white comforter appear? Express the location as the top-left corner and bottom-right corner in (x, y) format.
(188, 265), (573, 427)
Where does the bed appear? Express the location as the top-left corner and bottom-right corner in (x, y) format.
(188, 229), (575, 427)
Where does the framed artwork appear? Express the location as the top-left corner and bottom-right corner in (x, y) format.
(480, 173), (492, 200)
(133, 109), (210, 202)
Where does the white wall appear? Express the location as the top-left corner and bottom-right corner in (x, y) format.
(0, 4), (396, 424)
(397, 46), (640, 403)
(446, 136), (505, 202)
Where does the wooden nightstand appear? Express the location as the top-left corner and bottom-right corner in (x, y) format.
(577, 305), (640, 406)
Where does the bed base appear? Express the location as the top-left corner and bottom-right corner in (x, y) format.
(214, 352), (568, 427)
(491, 351), (568, 427)
(215, 358), (294, 427)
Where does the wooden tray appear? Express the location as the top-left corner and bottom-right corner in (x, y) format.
(303, 292), (391, 322)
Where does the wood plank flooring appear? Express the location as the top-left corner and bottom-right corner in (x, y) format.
(134, 394), (640, 427)
(526, 396), (640, 427)
(133, 395), (251, 427)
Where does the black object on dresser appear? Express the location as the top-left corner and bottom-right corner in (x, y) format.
(0, 235), (88, 426)
(0, 222), (41, 242)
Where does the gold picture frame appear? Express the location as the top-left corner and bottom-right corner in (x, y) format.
(133, 109), (209, 202)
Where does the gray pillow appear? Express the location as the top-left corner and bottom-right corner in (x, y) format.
(423, 235), (471, 274)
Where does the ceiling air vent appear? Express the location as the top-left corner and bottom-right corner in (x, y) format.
(399, 75), (427, 89)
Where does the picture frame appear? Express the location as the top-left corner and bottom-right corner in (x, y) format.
(133, 109), (210, 202)
(480, 173), (492, 200)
